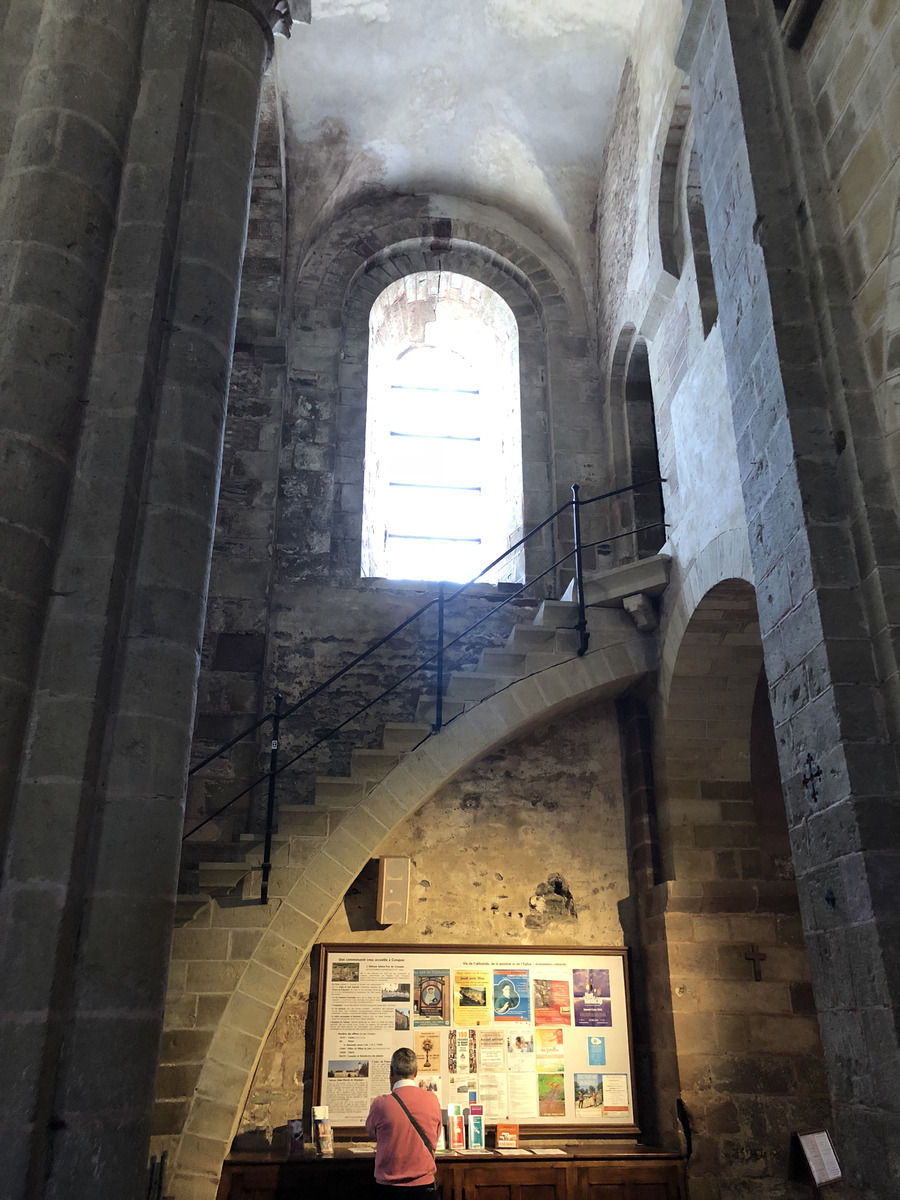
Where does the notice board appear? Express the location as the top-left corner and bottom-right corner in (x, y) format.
(314, 944), (638, 1134)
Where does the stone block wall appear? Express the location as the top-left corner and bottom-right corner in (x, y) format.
(801, 1), (900, 431)
(231, 699), (631, 1143)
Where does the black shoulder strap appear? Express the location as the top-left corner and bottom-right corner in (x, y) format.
(391, 1089), (436, 1158)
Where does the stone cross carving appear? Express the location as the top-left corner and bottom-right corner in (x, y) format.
(802, 752), (823, 802)
(745, 944), (766, 982)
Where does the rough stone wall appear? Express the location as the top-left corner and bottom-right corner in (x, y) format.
(800, 1), (900, 456)
(233, 699), (630, 1141)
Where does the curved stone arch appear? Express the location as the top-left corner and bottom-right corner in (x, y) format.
(648, 74), (691, 281)
(638, 73), (690, 343)
(605, 325), (665, 563)
(168, 628), (658, 1198)
(286, 195), (599, 589)
(657, 529), (754, 719)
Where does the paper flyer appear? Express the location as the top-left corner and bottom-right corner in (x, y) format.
(573, 968), (612, 1027)
(533, 977), (572, 1026)
(537, 1072), (566, 1117)
(506, 1031), (535, 1070)
(414, 1031), (441, 1073)
(535, 1027), (564, 1074)
(587, 1035), (606, 1066)
(507, 1071), (538, 1119)
(493, 969), (531, 1022)
(601, 1073), (630, 1120)
(476, 1029), (506, 1073)
(453, 969), (491, 1026)
(574, 1072), (603, 1115)
(414, 968), (451, 1027)
(448, 1028), (477, 1074)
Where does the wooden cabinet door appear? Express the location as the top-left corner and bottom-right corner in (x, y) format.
(577, 1163), (680, 1200)
(463, 1163), (570, 1200)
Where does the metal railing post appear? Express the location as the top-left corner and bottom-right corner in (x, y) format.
(433, 582), (445, 733)
(260, 691), (282, 905)
(571, 484), (589, 656)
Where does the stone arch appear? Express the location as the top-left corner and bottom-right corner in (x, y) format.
(283, 196), (600, 593)
(653, 576), (833, 1195)
(685, 138), (719, 339)
(655, 78), (692, 280)
(658, 530), (754, 716)
(606, 326), (665, 562)
(165, 625), (658, 1198)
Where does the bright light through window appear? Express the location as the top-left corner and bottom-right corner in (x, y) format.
(362, 272), (524, 585)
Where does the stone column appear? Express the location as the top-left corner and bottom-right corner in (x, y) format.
(0, 0), (150, 876)
(36, 4), (287, 1198)
(0, 0), (290, 1197)
(680, 0), (900, 1192)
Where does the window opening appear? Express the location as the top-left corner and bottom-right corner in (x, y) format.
(362, 273), (523, 584)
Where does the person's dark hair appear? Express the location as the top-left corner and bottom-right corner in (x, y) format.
(390, 1047), (418, 1079)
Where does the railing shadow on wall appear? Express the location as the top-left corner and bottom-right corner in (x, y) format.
(182, 481), (665, 904)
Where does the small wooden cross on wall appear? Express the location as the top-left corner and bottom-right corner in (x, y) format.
(745, 943), (766, 981)
(802, 752), (822, 802)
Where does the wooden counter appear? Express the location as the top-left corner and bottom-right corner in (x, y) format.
(217, 1143), (686, 1199)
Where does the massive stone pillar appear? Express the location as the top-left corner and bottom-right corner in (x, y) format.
(679, 1), (900, 1194)
(0, 0), (150, 880)
(0, 1), (289, 1197)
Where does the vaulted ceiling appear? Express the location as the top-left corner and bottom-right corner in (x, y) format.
(275, 0), (668, 282)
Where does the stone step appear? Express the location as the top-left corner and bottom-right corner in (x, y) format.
(507, 623), (580, 653)
(197, 861), (252, 891)
(314, 777), (371, 806)
(415, 695), (467, 726)
(277, 804), (331, 836)
(350, 748), (404, 782)
(174, 894), (211, 926)
(445, 671), (517, 702)
(479, 646), (572, 675)
(534, 599), (580, 628)
(563, 553), (671, 608)
(381, 722), (432, 752)
(478, 647), (529, 674)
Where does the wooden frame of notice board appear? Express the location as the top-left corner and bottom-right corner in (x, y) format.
(313, 944), (639, 1137)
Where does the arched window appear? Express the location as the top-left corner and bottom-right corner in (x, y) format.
(362, 272), (524, 584)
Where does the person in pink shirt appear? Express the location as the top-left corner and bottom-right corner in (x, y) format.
(366, 1047), (442, 1196)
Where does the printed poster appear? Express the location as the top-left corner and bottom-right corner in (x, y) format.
(493, 969), (531, 1022)
(535, 1027), (564, 1074)
(587, 1035), (606, 1066)
(573, 967), (612, 1027)
(477, 1029), (506, 1073)
(506, 1031), (534, 1070)
(414, 1031), (441, 1073)
(534, 976), (571, 1025)
(414, 968), (450, 1027)
(447, 1028), (478, 1075)
(574, 1072), (603, 1114)
(537, 1072), (566, 1117)
(454, 969), (491, 1026)
(601, 1073), (630, 1121)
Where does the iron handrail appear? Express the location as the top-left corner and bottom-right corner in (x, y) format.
(182, 498), (666, 851)
(182, 480), (666, 901)
(188, 477), (662, 777)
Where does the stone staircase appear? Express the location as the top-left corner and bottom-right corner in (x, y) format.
(178, 559), (670, 922)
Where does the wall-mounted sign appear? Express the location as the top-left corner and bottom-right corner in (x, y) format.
(314, 944), (637, 1134)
